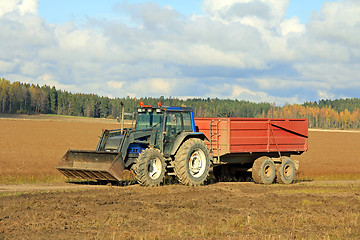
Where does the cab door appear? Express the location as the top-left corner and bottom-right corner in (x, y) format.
(163, 112), (183, 155)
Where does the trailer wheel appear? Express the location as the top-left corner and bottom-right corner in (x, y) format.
(174, 138), (210, 186)
(133, 148), (166, 186)
(276, 157), (295, 184)
(252, 156), (276, 184)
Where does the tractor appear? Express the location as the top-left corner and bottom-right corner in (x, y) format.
(57, 102), (210, 186)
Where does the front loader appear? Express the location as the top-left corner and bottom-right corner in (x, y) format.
(56, 102), (210, 186)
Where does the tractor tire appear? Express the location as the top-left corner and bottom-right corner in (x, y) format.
(174, 138), (210, 186)
(276, 157), (296, 184)
(133, 148), (166, 187)
(252, 156), (276, 184)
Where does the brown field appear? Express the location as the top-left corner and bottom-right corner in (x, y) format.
(294, 129), (360, 179)
(0, 115), (122, 182)
(1, 115), (360, 239)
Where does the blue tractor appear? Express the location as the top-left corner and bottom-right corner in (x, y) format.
(56, 102), (211, 186)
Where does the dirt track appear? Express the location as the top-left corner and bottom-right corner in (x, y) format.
(0, 183), (105, 193)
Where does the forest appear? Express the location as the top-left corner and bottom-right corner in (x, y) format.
(1, 78), (360, 129)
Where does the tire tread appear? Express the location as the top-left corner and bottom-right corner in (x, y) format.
(173, 138), (210, 186)
(133, 148), (165, 187)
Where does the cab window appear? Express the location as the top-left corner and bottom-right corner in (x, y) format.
(165, 112), (182, 139)
(182, 112), (193, 132)
(135, 111), (163, 130)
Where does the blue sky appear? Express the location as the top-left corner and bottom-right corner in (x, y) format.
(38, 0), (336, 24)
(1, 0), (359, 105)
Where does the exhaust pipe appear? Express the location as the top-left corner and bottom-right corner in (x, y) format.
(120, 102), (125, 135)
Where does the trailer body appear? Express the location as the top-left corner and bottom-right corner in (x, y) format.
(195, 117), (308, 164)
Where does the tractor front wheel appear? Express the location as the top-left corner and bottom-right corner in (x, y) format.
(174, 138), (210, 186)
(133, 148), (166, 186)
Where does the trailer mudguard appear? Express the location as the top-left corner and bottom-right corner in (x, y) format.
(169, 132), (209, 156)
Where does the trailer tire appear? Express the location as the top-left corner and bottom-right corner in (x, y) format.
(276, 157), (295, 184)
(133, 148), (166, 187)
(174, 138), (210, 186)
(252, 156), (276, 184)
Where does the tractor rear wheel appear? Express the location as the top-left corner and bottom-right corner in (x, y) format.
(276, 157), (295, 184)
(252, 156), (276, 184)
(174, 138), (210, 186)
(133, 148), (166, 186)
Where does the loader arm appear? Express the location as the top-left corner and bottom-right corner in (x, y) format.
(119, 128), (154, 161)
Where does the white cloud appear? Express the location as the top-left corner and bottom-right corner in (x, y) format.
(280, 16), (305, 36)
(149, 78), (172, 93)
(293, 63), (360, 89)
(107, 81), (124, 89)
(19, 0), (38, 15)
(306, 0), (360, 48)
(203, 0), (288, 28)
(206, 83), (301, 105)
(232, 85), (257, 97)
(0, 1), (19, 16)
(36, 74), (80, 92)
(0, 60), (18, 72)
(0, 0), (38, 16)
(123, 78), (177, 97)
(317, 90), (334, 100)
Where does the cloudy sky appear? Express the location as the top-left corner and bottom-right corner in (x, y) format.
(1, 0), (359, 105)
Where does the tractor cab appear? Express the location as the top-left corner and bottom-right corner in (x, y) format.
(135, 102), (197, 155)
(136, 102), (195, 130)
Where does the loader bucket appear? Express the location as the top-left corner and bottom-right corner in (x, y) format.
(56, 149), (125, 181)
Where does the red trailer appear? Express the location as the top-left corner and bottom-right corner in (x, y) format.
(195, 118), (308, 184)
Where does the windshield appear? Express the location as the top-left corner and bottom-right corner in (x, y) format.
(135, 111), (164, 130)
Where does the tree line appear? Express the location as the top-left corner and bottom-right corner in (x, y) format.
(1, 78), (360, 129)
(269, 104), (360, 129)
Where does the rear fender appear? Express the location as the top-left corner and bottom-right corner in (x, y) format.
(170, 132), (208, 156)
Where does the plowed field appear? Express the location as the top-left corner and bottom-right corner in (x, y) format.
(0, 115), (120, 179)
(1, 115), (360, 239)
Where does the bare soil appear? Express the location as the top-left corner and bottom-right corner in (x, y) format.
(0, 116), (121, 177)
(293, 129), (360, 177)
(1, 181), (360, 239)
